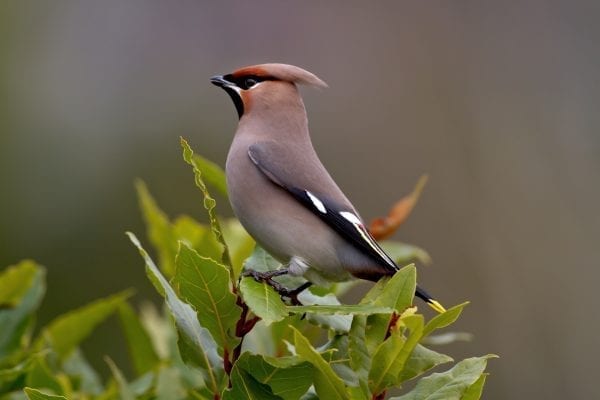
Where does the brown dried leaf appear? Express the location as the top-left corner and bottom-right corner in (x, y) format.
(369, 175), (428, 240)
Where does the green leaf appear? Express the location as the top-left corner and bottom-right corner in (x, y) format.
(368, 330), (406, 395)
(239, 277), (288, 325)
(391, 355), (497, 400)
(317, 335), (357, 387)
(288, 304), (392, 316)
(374, 264), (416, 312)
(243, 246), (282, 273)
(369, 315), (424, 394)
(34, 290), (132, 359)
(191, 153), (228, 199)
(292, 327), (349, 400)
(223, 363), (282, 400)
(295, 291), (353, 333)
(129, 372), (156, 397)
(362, 266), (416, 356)
(423, 302), (469, 338)
(23, 388), (66, 400)
(398, 344), (453, 383)
(460, 373), (488, 400)
(173, 215), (223, 262)
(105, 357), (135, 400)
(181, 137), (232, 271)
(62, 349), (104, 395)
(242, 317), (305, 357)
(392, 315), (425, 377)
(127, 232), (223, 395)
(155, 367), (188, 400)
(25, 356), (64, 396)
(117, 303), (160, 375)
(236, 353), (313, 400)
(136, 180), (179, 277)
(0, 355), (36, 391)
(348, 315), (370, 395)
(173, 243), (242, 350)
(0, 261), (45, 361)
(380, 241), (431, 265)
(0, 261), (38, 307)
(422, 332), (473, 346)
(222, 219), (255, 280)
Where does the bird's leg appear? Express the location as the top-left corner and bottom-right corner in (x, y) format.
(242, 268), (312, 306)
(242, 268), (290, 293)
(285, 281), (312, 306)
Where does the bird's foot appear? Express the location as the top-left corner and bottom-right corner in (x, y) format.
(242, 269), (312, 306)
(284, 281), (312, 306)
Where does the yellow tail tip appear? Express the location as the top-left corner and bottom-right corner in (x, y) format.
(428, 299), (446, 313)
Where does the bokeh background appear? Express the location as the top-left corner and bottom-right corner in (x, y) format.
(1, 1), (598, 398)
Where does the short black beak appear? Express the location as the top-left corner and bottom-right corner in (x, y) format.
(210, 75), (229, 87)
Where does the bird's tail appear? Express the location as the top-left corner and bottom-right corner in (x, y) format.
(416, 285), (446, 313)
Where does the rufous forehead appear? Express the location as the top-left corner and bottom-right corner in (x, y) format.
(231, 66), (269, 78)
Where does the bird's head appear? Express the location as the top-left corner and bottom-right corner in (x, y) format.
(210, 63), (327, 119)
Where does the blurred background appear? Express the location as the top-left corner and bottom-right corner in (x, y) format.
(1, 1), (598, 398)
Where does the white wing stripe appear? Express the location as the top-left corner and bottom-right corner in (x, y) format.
(306, 191), (327, 214)
(339, 211), (395, 266)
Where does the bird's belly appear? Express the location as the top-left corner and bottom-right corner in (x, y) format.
(226, 156), (351, 282)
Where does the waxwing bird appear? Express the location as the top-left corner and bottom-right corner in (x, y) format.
(210, 63), (445, 313)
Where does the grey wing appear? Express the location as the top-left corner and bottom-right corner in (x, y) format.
(248, 141), (397, 274)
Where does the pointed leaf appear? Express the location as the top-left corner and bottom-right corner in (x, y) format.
(117, 303), (160, 375)
(34, 290), (132, 359)
(222, 219), (255, 280)
(374, 264), (416, 312)
(391, 314), (425, 377)
(173, 215), (223, 262)
(288, 304), (392, 316)
(239, 278), (288, 325)
(155, 367), (188, 400)
(296, 291), (353, 333)
(398, 344), (453, 383)
(191, 153), (228, 199)
(62, 349), (103, 395)
(181, 138), (232, 271)
(136, 180), (180, 277)
(173, 243), (241, 350)
(315, 335), (355, 385)
(460, 373), (488, 400)
(25, 356), (64, 395)
(0, 261), (39, 307)
(369, 331), (405, 395)
(369, 175), (428, 240)
(24, 388), (66, 400)
(380, 241), (431, 266)
(137, 181), (224, 275)
(423, 302), (469, 338)
(0, 261), (45, 360)
(348, 315), (370, 394)
(0, 356), (36, 390)
(223, 363), (282, 400)
(236, 353), (313, 400)
(292, 327), (349, 400)
(105, 357), (135, 400)
(369, 314), (425, 393)
(391, 355), (497, 400)
(363, 265), (416, 355)
(127, 232), (223, 394)
(422, 332), (473, 346)
(243, 246), (282, 273)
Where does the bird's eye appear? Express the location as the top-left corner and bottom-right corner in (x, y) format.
(244, 78), (257, 89)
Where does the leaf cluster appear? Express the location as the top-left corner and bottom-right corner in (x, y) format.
(0, 138), (494, 399)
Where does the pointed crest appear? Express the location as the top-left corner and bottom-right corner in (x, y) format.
(231, 63), (328, 89)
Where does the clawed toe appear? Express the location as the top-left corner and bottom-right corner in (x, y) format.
(242, 269), (312, 306)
